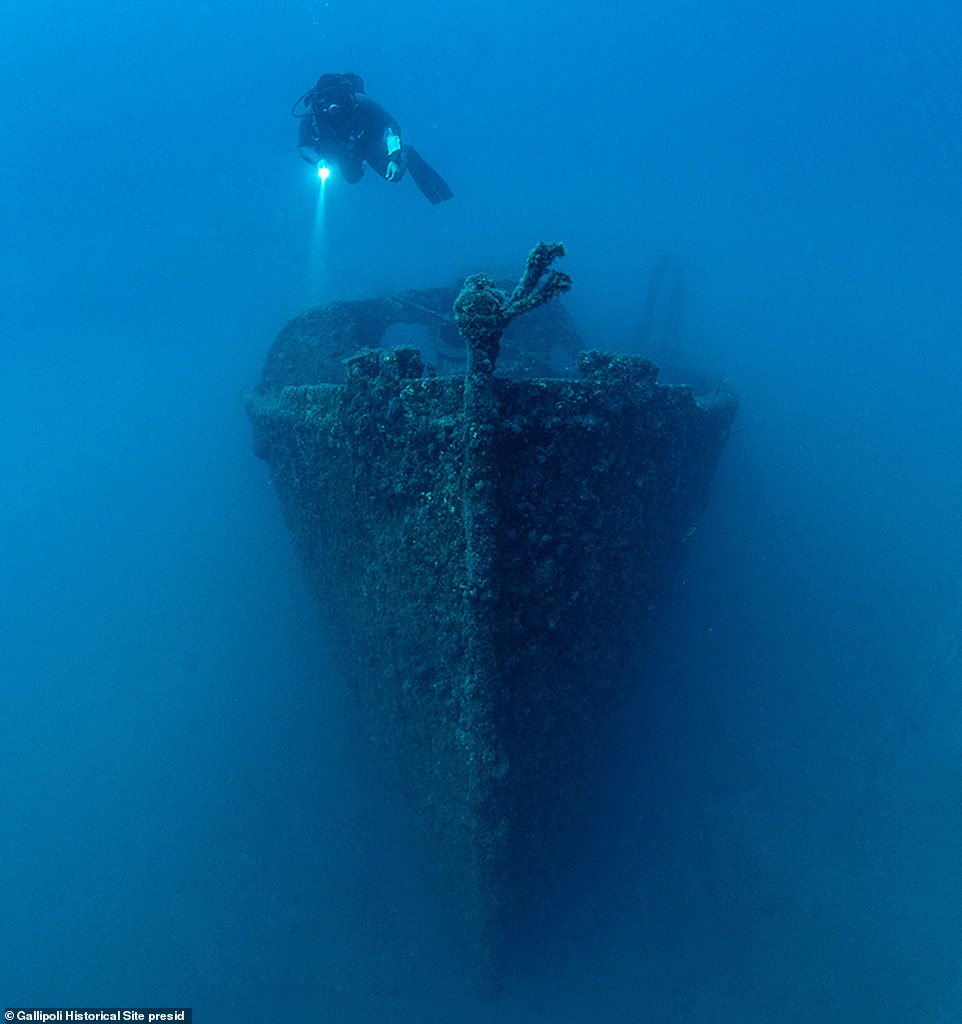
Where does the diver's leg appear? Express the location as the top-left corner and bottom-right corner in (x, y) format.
(339, 157), (364, 183)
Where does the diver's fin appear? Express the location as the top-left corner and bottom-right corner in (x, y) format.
(404, 146), (454, 204)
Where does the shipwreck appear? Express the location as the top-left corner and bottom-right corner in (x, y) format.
(245, 244), (737, 983)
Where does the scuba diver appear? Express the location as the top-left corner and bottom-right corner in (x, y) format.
(292, 73), (454, 205)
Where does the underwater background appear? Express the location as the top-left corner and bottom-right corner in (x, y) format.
(3, 0), (962, 1020)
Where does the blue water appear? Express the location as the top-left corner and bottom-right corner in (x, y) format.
(3, 0), (962, 1019)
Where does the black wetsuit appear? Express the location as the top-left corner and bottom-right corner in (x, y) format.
(298, 92), (405, 184)
(296, 75), (453, 204)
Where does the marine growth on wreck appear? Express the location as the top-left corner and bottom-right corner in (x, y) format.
(245, 244), (737, 984)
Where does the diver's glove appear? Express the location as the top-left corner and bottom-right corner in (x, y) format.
(385, 159), (402, 180)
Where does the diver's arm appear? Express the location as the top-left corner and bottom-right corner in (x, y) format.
(384, 127), (404, 180)
(355, 94), (406, 179)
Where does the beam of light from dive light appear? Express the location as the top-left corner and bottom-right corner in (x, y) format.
(309, 162), (327, 293)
